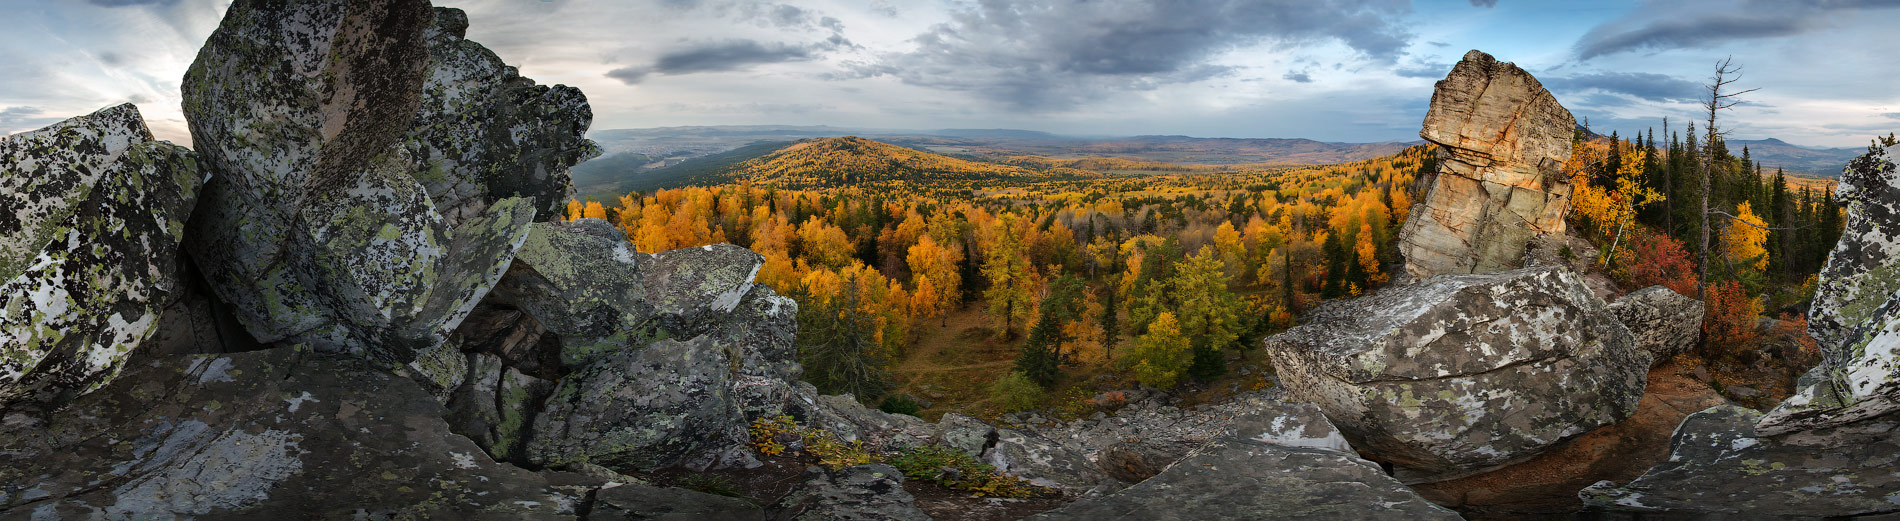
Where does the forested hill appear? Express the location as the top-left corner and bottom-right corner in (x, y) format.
(672, 136), (1105, 191)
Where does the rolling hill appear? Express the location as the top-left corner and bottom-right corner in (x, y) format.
(715, 136), (1054, 189)
(1730, 138), (1865, 177)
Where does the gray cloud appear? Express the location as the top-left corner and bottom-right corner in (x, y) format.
(608, 38), (837, 84)
(1543, 72), (1704, 103)
(1470, 0), (1498, 7)
(1283, 71), (1313, 83)
(85, 0), (179, 6)
(1394, 63), (1449, 78)
(1882, 112), (1900, 119)
(0, 106), (58, 133)
(1575, 0), (1900, 60)
(849, 0), (1413, 110)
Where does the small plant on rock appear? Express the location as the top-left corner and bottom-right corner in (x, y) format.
(887, 445), (1056, 499)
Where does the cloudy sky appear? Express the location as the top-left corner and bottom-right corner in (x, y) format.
(3, 0), (1897, 147)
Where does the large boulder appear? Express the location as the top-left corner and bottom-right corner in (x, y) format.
(1028, 413), (1461, 521)
(528, 336), (751, 471)
(435, 220), (801, 473)
(0, 349), (608, 518)
(403, 7), (596, 228)
(0, 104), (203, 408)
(1606, 285), (1705, 363)
(1758, 143), (1900, 434)
(1399, 50), (1578, 279)
(1262, 266), (1649, 481)
(179, 0), (583, 367)
(1579, 405), (1900, 517)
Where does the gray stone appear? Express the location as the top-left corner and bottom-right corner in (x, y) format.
(403, 7), (598, 229)
(1028, 438), (1463, 521)
(1607, 285), (1705, 363)
(1759, 143), (1900, 434)
(983, 428), (1123, 496)
(528, 336), (747, 471)
(179, 0), (568, 369)
(0, 349), (600, 519)
(933, 412), (996, 459)
(772, 465), (931, 521)
(1263, 266), (1649, 481)
(586, 483), (764, 521)
(1580, 405), (1900, 518)
(1399, 50), (1578, 279)
(0, 104), (203, 408)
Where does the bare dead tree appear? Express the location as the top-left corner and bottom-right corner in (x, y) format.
(1698, 57), (1760, 300)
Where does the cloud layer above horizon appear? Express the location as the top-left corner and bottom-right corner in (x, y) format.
(2, 0), (1896, 148)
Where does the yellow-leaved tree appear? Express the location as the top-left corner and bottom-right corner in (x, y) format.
(1129, 312), (1190, 390)
(1721, 201), (1769, 271)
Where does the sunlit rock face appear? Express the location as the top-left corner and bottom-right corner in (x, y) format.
(0, 104), (203, 408)
(178, 1), (590, 366)
(1263, 266), (1649, 482)
(1400, 50), (1578, 280)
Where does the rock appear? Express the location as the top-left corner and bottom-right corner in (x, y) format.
(403, 7), (597, 229)
(1411, 361), (1730, 518)
(1580, 405), (1900, 517)
(1399, 50), (1578, 279)
(587, 483), (764, 521)
(180, 0), (572, 367)
(1262, 266), (1649, 481)
(1028, 437), (1463, 521)
(984, 428), (1125, 496)
(0, 104), (203, 408)
(771, 465), (931, 521)
(0, 349), (604, 518)
(528, 336), (749, 471)
(1758, 143), (1900, 434)
(933, 412), (997, 459)
(1606, 285), (1705, 363)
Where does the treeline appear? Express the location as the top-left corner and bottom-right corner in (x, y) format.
(1566, 123), (1846, 369)
(566, 146), (1435, 405)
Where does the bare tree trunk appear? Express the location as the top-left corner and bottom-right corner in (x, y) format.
(1697, 57), (1759, 301)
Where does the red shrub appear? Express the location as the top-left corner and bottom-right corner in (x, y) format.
(1703, 280), (1764, 354)
(1618, 229), (1697, 297)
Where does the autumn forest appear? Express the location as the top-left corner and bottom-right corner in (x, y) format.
(567, 128), (1847, 418)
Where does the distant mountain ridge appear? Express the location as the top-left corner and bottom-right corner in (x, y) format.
(575, 125), (1422, 197)
(1729, 138), (1864, 177)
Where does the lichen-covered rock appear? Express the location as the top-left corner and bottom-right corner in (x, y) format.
(180, 0), (567, 368)
(528, 336), (751, 471)
(1028, 437), (1463, 521)
(494, 222), (767, 353)
(1758, 144), (1900, 434)
(1399, 50), (1578, 279)
(404, 7), (597, 228)
(1579, 405), (1900, 517)
(0, 104), (203, 407)
(772, 464), (931, 521)
(586, 483), (765, 521)
(984, 428), (1126, 496)
(0, 349), (606, 518)
(934, 412), (997, 459)
(1262, 266), (1648, 481)
(1606, 285), (1705, 363)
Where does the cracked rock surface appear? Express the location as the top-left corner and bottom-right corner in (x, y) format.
(1263, 266), (1648, 481)
(1399, 50), (1578, 279)
(0, 104), (203, 409)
